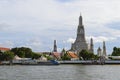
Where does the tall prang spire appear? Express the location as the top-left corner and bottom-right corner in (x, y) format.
(103, 41), (106, 56)
(90, 38), (94, 53)
(53, 40), (57, 52)
(71, 13), (88, 53)
(77, 14), (85, 41)
(79, 13), (83, 26)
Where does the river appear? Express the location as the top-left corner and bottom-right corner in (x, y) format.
(0, 65), (120, 80)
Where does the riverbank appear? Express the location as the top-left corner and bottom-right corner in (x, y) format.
(0, 60), (59, 65)
(58, 60), (120, 65)
(1, 60), (120, 65)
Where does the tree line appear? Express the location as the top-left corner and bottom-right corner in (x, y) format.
(111, 47), (120, 56)
(61, 49), (99, 60)
(0, 46), (119, 61)
(0, 47), (41, 61)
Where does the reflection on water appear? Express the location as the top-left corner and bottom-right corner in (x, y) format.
(0, 65), (120, 80)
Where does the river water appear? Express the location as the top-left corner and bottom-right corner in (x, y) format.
(0, 65), (120, 80)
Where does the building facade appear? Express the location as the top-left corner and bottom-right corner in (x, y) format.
(97, 41), (107, 57)
(97, 47), (102, 56)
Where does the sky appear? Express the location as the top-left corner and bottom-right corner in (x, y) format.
(0, 0), (120, 54)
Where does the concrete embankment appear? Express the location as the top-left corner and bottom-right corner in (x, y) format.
(58, 60), (120, 65)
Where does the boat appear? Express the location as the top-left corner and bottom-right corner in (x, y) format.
(37, 60), (59, 65)
(13, 59), (59, 65)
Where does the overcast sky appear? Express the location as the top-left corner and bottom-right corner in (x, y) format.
(0, 0), (120, 54)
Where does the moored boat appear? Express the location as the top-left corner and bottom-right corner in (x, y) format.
(12, 59), (59, 65)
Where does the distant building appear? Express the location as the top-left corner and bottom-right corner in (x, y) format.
(97, 41), (107, 57)
(0, 47), (10, 52)
(38, 56), (47, 61)
(49, 40), (61, 60)
(97, 47), (102, 56)
(52, 52), (61, 60)
(61, 48), (66, 57)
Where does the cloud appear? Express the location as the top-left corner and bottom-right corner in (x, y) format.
(0, 0), (120, 53)
(66, 38), (75, 43)
(20, 38), (43, 51)
(66, 35), (117, 45)
(86, 36), (116, 43)
(0, 41), (14, 48)
(0, 23), (11, 31)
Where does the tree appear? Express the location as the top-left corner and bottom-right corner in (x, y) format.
(0, 51), (4, 61)
(32, 53), (41, 59)
(79, 50), (96, 60)
(93, 55), (99, 60)
(79, 50), (88, 60)
(17, 51), (25, 58)
(61, 48), (66, 56)
(46, 56), (53, 60)
(3, 51), (14, 61)
(61, 52), (70, 60)
(112, 47), (120, 56)
(11, 47), (33, 58)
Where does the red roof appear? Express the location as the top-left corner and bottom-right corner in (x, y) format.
(67, 52), (79, 58)
(0, 47), (10, 51)
(52, 52), (61, 59)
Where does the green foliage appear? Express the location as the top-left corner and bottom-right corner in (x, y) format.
(79, 50), (98, 60)
(41, 54), (53, 60)
(79, 50), (88, 60)
(11, 47), (41, 58)
(46, 56), (53, 60)
(0, 51), (14, 61)
(61, 48), (66, 54)
(61, 48), (71, 60)
(112, 47), (120, 56)
(42, 54), (47, 57)
(0, 51), (5, 61)
(0, 47), (44, 61)
(11, 47), (32, 58)
(61, 52), (70, 60)
(93, 55), (99, 60)
(32, 53), (41, 59)
(4, 51), (14, 61)
(108, 57), (113, 60)
(17, 51), (25, 58)
(61, 48), (66, 57)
